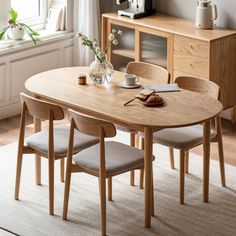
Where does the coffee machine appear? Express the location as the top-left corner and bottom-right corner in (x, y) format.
(116, 0), (156, 19)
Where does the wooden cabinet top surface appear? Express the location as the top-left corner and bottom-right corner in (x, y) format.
(103, 13), (236, 41)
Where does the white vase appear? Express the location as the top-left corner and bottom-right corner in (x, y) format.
(7, 25), (25, 40)
(89, 56), (114, 84)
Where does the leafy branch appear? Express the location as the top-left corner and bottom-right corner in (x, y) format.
(78, 29), (122, 63)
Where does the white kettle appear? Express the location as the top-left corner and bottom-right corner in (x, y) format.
(195, 0), (217, 29)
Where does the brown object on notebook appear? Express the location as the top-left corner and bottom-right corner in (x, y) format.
(123, 89), (154, 106)
(144, 93), (164, 107)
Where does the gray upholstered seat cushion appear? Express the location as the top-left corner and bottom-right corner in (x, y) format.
(143, 124), (216, 149)
(115, 124), (136, 133)
(73, 141), (155, 177)
(25, 125), (99, 157)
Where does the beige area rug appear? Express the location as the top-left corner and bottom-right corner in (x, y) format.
(0, 131), (236, 236)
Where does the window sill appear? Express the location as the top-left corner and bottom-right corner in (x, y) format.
(0, 30), (74, 56)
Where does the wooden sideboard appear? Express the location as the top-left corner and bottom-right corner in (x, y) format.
(102, 13), (236, 119)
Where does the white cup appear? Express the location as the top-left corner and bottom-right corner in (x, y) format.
(124, 74), (139, 86)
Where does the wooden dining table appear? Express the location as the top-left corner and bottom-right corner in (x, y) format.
(25, 66), (222, 228)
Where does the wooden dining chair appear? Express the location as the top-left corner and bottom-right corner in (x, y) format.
(116, 61), (169, 187)
(15, 93), (99, 215)
(62, 109), (155, 236)
(140, 76), (226, 204)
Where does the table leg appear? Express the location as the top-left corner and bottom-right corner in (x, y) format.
(144, 127), (153, 228)
(203, 120), (211, 202)
(34, 116), (41, 185)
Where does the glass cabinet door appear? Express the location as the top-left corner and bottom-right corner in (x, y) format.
(110, 25), (135, 71)
(140, 33), (167, 68)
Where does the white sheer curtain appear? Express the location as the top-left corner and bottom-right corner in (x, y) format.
(74, 0), (101, 65)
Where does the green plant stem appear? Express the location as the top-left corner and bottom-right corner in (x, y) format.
(78, 30), (121, 63)
(86, 40), (103, 63)
(0, 27), (9, 40)
(104, 40), (111, 54)
(19, 23), (39, 45)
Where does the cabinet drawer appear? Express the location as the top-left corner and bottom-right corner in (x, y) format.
(173, 51), (209, 78)
(174, 35), (209, 78)
(174, 35), (209, 58)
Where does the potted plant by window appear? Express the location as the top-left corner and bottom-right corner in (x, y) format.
(0, 8), (39, 45)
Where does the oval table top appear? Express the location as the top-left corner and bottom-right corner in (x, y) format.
(25, 67), (222, 130)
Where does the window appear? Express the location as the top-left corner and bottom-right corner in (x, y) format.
(0, 0), (49, 28)
(11, 0), (41, 21)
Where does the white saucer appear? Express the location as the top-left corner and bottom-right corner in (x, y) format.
(119, 82), (141, 89)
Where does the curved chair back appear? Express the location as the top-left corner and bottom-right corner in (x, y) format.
(20, 93), (64, 120)
(126, 62), (169, 84)
(68, 109), (116, 138)
(175, 76), (220, 100)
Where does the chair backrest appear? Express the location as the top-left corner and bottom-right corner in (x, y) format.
(126, 62), (169, 84)
(68, 109), (116, 138)
(175, 76), (220, 100)
(20, 93), (64, 120)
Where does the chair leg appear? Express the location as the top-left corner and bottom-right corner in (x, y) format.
(141, 137), (144, 150)
(180, 149), (185, 205)
(185, 150), (189, 174)
(60, 158), (65, 183)
(138, 138), (145, 189)
(139, 168), (144, 189)
(35, 154), (41, 185)
(99, 176), (106, 236)
(169, 146), (175, 169)
(15, 149), (24, 200)
(216, 116), (226, 187)
(151, 169), (154, 217)
(34, 116), (41, 185)
(48, 157), (54, 215)
(108, 177), (112, 201)
(130, 133), (136, 186)
(130, 171), (135, 186)
(62, 165), (72, 220)
(135, 133), (140, 148)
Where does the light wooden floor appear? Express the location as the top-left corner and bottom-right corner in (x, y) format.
(0, 114), (236, 166)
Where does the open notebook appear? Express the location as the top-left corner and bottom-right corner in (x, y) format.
(142, 83), (181, 92)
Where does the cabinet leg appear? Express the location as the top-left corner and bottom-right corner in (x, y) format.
(230, 105), (236, 124)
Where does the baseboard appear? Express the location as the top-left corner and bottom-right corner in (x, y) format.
(221, 108), (233, 122)
(0, 102), (21, 120)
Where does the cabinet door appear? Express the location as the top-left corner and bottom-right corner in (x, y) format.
(140, 32), (168, 68)
(110, 24), (135, 72)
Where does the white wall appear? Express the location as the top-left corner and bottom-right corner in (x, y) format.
(156, 0), (236, 29)
(100, 0), (236, 29)
(0, 35), (74, 119)
(100, 0), (127, 13)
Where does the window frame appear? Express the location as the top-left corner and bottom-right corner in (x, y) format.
(13, 0), (48, 28)
(0, 0), (49, 29)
